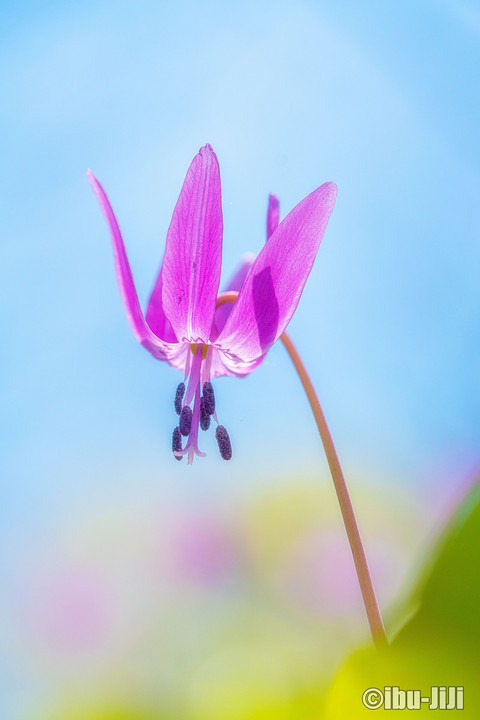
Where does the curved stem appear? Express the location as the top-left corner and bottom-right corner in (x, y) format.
(280, 332), (388, 647)
(216, 291), (388, 648)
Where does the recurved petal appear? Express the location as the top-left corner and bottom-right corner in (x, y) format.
(216, 182), (337, 363)
(160, 144), (223, 344)
(87, 170), (183, 362)
(267, 194), (280, 239)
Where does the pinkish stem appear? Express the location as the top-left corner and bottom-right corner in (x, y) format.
(216, 290), (388, 648)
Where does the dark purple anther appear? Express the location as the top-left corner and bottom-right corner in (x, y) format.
(203, 381), (215, 415)
(172, 427), (183, 461)
(200, 396), (210, 431)
(215, 425), (232, 461)
(174, 382), (185, 415)
(179, 405), (193, 436)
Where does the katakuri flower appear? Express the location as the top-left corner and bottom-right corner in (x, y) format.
(88, 144), (336, 464)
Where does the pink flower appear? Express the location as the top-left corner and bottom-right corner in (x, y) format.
(88, 145), (336, 464)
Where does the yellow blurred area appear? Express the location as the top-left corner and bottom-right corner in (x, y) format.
(324, 482), (480, 719)
(6, 472), (432, 720)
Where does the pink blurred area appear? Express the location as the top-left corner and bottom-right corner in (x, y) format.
(157, 508), (238, 586)
(29, 563), (113, 652)
(3, 472), (435, 719)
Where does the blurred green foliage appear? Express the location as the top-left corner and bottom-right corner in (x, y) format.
(324, 481), (480, 718)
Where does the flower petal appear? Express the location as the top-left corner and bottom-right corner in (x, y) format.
(211, 253), (254, 340)
(209, 347), (267, 378)
(216, 182), (337, 362)
(160, 144), (223, 344)
(87, 170), (183, 362)
(209, 193), (280, 366)
(146, 269), (178, 342)
(267, 193), (280, 239)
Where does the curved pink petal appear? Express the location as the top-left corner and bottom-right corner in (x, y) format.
(87, 170), (183, 362)
(146, 269), (178, 342)
(267, 194), (280, 239)
(209, 347), (266, 378)
(216, 182), (337, 363)
(211, 253), (254, 340)
(160, 144), (223, 344)
(209, 193), (280, 369)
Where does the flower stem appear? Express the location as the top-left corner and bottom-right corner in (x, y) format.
(280, 331), (388, 648)
(216, 291), (388, 648)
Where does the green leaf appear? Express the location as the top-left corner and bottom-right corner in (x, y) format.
(324, 481), (480, 718)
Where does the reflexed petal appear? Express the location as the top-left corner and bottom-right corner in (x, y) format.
(87, 170), (183, 362)
(161, 144), (223, 344)
(211, 252), (254, 339)
(216, 182), (337, 362)
(267, 193), (280, 239)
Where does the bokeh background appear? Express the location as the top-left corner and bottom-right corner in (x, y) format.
(1, 1), (479, 718)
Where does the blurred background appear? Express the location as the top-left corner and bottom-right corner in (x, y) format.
(1, 0), (479, 718)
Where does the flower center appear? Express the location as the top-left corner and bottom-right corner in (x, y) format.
(190, 343), (209, 359)
(171, 343), (232, 464)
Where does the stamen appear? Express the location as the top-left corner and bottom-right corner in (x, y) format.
(172, 427), (183, 461)
(174, 383), (185, 415)
(201, 344), (213, 387)
(179, 405), (193, 436)
(174, 383), (206, 464)
(215, 425), (232, 461)
(184, 346), (192, 382)
(202, 381), (215, 415)
(184, 345), (203, 406)
(200, 396), (210, 431)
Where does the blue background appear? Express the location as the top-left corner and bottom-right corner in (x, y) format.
(1, 1), (479, 717)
